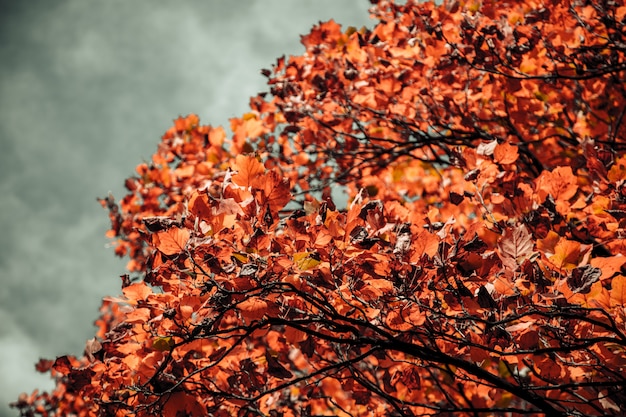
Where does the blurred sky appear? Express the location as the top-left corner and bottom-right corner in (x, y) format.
(0, 2), (372, 415)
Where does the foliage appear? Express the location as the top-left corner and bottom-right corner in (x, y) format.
(13, 0), (626, 416)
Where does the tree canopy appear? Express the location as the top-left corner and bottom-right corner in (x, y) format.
(13, 0), (626, 416)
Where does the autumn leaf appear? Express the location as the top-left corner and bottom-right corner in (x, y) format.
(162, 392), (206, 416)
(497, 225), (533, 267)
(590, 255), (626, 280)
(125, 307), (150, 324)
(34, 358), (54, 373)
(238, 298), (268, 321)
(536, 166), (578, 204)
(360, 278), (394, 300)
(154, 227), (190, 255)
(260, 170), (291, 215)
(265, 351), (293, 379)
(536, 357), (562, 380)
(214, 197), (245, 217)
(293, 251), (321, 271)
(152, 336), (175, 352)
(579, 280), (611, 310)
(493, 142), (519, 164)
(122, 282), (152, 304)
(550, 238), (582, 270)
(52, 356), (73, 375)
(188, 191), (213, 220)
(610, 275), (626, 307)
(231, 154), (265, 187)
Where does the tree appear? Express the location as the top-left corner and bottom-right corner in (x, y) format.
(13, 0), (626, 416)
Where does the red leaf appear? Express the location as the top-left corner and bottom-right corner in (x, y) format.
(536, 357), (562, 379)
(189, 191), (213, 220)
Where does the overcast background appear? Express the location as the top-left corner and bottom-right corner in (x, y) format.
(0, 2), (372, 415)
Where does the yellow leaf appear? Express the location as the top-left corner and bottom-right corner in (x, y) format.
(152, 336), (175, 352)
(498, 360), (512, 377)
(293, 252), (321, 271)
(232, 252), (248, 264)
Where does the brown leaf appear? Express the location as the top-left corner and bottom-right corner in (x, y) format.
(52, 356), (73, 374)
(34, 358), (55, 373)
(265, 351), (293, 379)
(142, 216), (181, 233)
(477, 285), (497, 309)
(84, 338), (103, 362)
(568, 265), (601, 294)
(497, 225), (533, 266)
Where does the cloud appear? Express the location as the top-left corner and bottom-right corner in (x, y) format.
(0, 2), (371, 415)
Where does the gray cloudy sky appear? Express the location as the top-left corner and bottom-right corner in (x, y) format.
(0, 2), (371, 415)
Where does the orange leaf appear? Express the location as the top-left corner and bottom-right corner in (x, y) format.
(410, 230), (439, 260)
(536, 166), (578, 203)
(314, 229), (333, 247)
(493, 142), (519, 164)
(582, 280), (611, 310)
(239, 298), (268, 321)
(610, 275), (626, 307)
(493, 276), (517, 297)
(360, 279), (394, 300)
(122, 282), (152, 303)
(162, 391), (205, 416)
(231, 154), (265, 187)
(550, 238), (581, 270)
(52, 356), (74, 375)
(188, 191), (212, 219)
(261, 170), (291, 215)
(154, 227), (190, 255)
(590, 256), (626, 280)
(125, 307), (151, 324)
(353, 89), (377, 108)
(536, 357), (562, 379)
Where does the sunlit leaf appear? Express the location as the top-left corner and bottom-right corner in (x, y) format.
(293, 252), (321, 271)
(154, 227), (190, 255)
(231, 154), (265, 187)
(493, 142), (519, 164)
